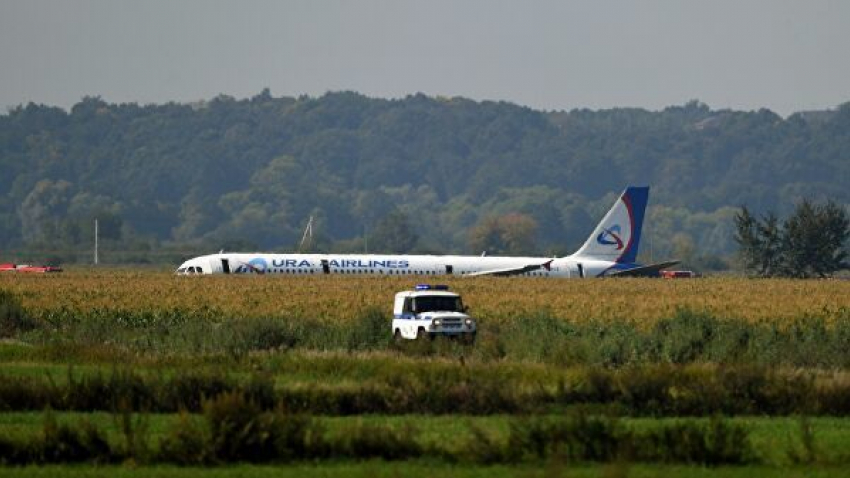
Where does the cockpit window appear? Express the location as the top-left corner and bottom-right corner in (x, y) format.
(177, 268), (186, 273)
(196, 267), (203, 273)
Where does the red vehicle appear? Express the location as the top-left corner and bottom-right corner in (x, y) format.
(0, 263), (62, 273)
(660, 270), (697, 279)
(17, 265), (63, 273)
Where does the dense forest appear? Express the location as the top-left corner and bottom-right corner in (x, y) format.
(1, 91), (848, 268)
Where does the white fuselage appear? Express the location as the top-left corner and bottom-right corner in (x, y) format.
(176, 186), (659, 279)
(176, 252), (614, 278)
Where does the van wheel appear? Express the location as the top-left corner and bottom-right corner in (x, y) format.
(393, 329), (403, 346)
(462, 333), (477, 346)
(416, 327), (428, 341)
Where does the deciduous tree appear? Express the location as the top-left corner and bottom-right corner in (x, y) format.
(735, 201), (848, 278)
(468, 213), (538, 256)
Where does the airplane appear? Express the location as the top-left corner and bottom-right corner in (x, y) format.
(175, 186), (678, 278)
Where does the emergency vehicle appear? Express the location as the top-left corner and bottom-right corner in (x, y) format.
(392, 285), (476, 344)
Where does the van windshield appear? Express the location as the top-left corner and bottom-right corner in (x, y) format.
(413, 296), (463, 313)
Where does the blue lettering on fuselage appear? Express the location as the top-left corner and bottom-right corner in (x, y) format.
(265, 258), (414, 270)
(272, 258), (314, 268)
(321, 258), (411, 269)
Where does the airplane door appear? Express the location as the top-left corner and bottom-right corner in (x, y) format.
(221, 259), (231, 274)
(445, 265), (454, 275)
(577, 263), (585, 278)
(321, 259), (330, 274)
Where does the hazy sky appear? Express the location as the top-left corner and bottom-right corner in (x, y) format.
(2, 0), (849, 115)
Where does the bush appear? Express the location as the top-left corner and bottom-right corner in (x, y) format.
(226, 317), (302, 357)
(161, 372), (240, 412)
(4, 363), (850, 416)
(0, 435), (29, 465)
(205, 392), (282, 462)
(206, 392), (319, 463)
(652, 309), (718, 364)
(65, 369), (154, 412)
(158, 413), (208, 465)
(329, 421), (421, 460)
(40, 414), (114, 464)
(160, 392), (425, 463)
(0, 413), (117, 465)
(506, 415), (623, 462)
(0, 289), (38, 337)
(346, 307), (389, 351)
(0, 375), (51, 411)
(0, 408), (764, 465)
(636, 417), (752, 465)
(501, 415), (752, 465)
(463, 423), (506, 463)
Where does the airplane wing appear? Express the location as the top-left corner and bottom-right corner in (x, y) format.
(465, 260), (554, 277)
(606, 260), (680, 277)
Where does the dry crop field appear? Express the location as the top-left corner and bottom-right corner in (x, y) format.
(1, 268), (847, 326)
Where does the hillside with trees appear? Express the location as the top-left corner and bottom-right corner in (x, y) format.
(1, 91), (848, 268)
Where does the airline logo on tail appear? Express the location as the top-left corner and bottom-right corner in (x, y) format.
(574, 186), (648, 264)
(596, 225), (624, 250)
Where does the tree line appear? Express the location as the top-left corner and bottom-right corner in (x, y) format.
(1, 91), (848, 268)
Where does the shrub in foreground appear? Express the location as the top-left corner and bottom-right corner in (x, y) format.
(506, 415), (623, 463)
(0, 289), (39, 337)
(636, 417), (752, 464)
(0, 406), (756, 466)
(3, 364), (850, 416)
(0, 413), (115, 465)
(464, 415), (753, 466)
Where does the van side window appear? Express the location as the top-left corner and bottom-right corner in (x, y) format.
(403, 298), (413, 315)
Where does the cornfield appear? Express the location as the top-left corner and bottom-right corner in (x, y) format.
(1, 268), (847, 326)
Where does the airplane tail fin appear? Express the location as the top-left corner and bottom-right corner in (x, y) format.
(573, 186), (649, 264)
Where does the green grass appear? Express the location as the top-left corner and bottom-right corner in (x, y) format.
(5, 350), (850, 417)
(0, 463), (848, 478)
(0, 412), (186, 442)
(2, 412), (849, 466)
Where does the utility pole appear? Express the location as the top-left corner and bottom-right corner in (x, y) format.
(94, 218), (99, 265)
(298, 216), (313, 253)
